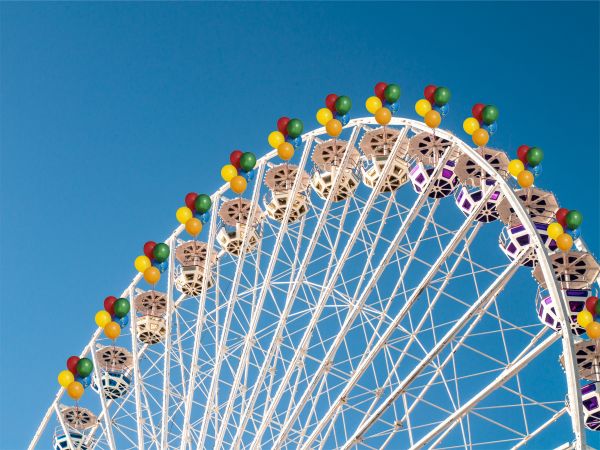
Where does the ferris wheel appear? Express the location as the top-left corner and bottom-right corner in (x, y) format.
(29, 85), (600, 450)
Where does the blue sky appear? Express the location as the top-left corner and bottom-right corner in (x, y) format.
(1, 2), (598, 447)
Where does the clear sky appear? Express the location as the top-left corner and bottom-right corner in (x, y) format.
(1, 2), (598, 448)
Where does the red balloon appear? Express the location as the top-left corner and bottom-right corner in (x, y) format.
(277, 117), (290, 136)
(517, 145), (530, 164)
(229, 150), (243, 169)
(374, 82), (387, 101)
(472, 103), (486, 123)
(143, 241), (156, 260)
(556, 208), (569, 227)
(586, 296), (599, 315)
(184, 192), (198, 211)
(325, 94), (338, 112)
(424, 85), (437, 104)
(67, 356), (80, 375)
(104, 296), (117, 315)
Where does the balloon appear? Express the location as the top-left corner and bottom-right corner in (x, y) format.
(104, 321), (121, 340)
(239, 152), (257, 172)
(229, 150), (243, 169)
(144, 266), (161, 284)
(133, 254), (150, 273)
(198, 212), (210, 224)
(76, 358), (93, 378)
(439, 104), (450, 117)
(433, 87), (451, 106)
(286, 118), (303, 139)
(507, 159), (525, 177)
(547, 222), (564, 240)
(316, 107), (333, 126)
(587, 321), (600, 339)
(517, 170), (534, 188)
(67, 356), (80, 376)
(194, 194), (211, 213)
(481, 105), (499, 125)
(586, 296), (599, 315)
(517, 145), (529, 163)
(326, 119), (343, 137)
(366, 96), (383, 115)
(67, 381), (84, 401)
(175, 207), (193, 225)
(472, 103), (485, 122)
(58, 370), (75, 388)
(335, 96), (352, 115)
(424, 110), (441, 129)
(578, 310), (594, 327)
(530, 163), (542, 176)
(103, 296), (117, 315)
(277, 117), (290, 135)
(375, 107), (392, 126)
(424, 85), (437, 104)
(567, 227), (581, 240)
(339, 114), (350, 125)
(185, 217), (202, 236)
(565, 210), (583, 230)
(221, 164), (238, 182)
(143, 241), (156, 259)
(153, 243), (169, 263)
(556, 233), (573, 252)
(230, 175), (247, 194)
(153, 259), (168, 273)
(113, 298), (130, 318)
(485, 121), (497, 135)
(526, 147), (544, 167)
(75, 375), (91, 389)
(460, 117), (478, 135)
(241, 168), (254, 182)
(415, 99), (432, 117)
(184, 193), (198, 211)
(472, 128), (489, 147)
(375, 82), (387, 100)
(325, 93), (338, 112)
(384, 84), (401, 104)
(116, 314), (129, 328)
(268, 131), (285, 149)
(556, 208), (569, 228)
(278, 142), (294, 161)
(95, 310), (112, 328)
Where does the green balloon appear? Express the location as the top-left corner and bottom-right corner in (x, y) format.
(481, 105), (499, 125)
(239, 152), (256, 172)
(384, 84), (401, 104)
(526, 147), (544, 167)
(335, 95), (352, 115)
(113, 298), (130, 319)
(433, 87), (451, 106)
(286, 118), (304, 139)
(153, 243), (170, 263)
(565, 210), (583, 230)
(76, 358), (93, 378)
(195, 194), (212, 213)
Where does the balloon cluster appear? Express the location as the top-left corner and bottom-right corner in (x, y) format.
(415, 84), (451, 129)
(176, 192), (212, 237)
(95, 296), (131, 340)
(57, 356), (94, 401)
(134, 241), (170, 284)
(316, 93), (352, 137)
(221, 150), (257, 195)
(463, 103), (499, 147)
(507, 145), (544, 189)
(269, 116), (304, 161)
(546, 208), (583, 252)
(576, 295), (600, 339)
(366, 82), (401, 126)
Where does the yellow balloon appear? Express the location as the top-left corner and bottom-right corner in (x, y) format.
(67, 381), (84, 401)
(365, 96), (383, 115)
(277, 142), (294, 161)
(58, 370), (75, 388)
(104, 321), (121, 340)
(587, 321), (600, 339)
(547, 222), (564, 240)
(185, 217), (202, 237)
(556, 233), (573, 252)
(577, 310), (594, 328)
(375, 107), (392, 126)
(95, 310), (112, 328)
(415, 99), (432, 117)
(507, 159), (525, 177)
(176, 206), (193, 224)
(325, 119), (343, 137)
(268, 131), (285, 149)
(462, 117), (480, 135)
(472, 128), (489, 147)
(221, 164), (238, 182)
(144, 266), (161, 284)
(424, 110), (441, 128)
(230, 175), (247, 194)
(316, 108), (334, 126)
(517, 170), (534, 188)
(134, 255), (152, 273)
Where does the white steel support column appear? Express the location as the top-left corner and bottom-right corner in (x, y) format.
(128, 285), (145, 450)
(54, 404), (76, 450)
(90, 341), (117, 450)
